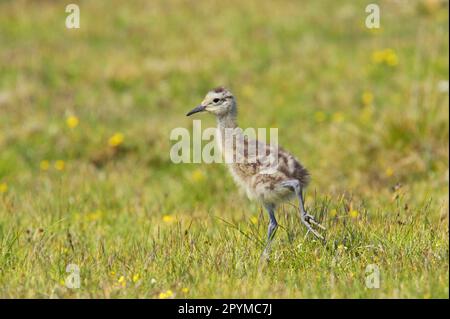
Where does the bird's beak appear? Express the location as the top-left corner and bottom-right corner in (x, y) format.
(186, 104), (206, 116)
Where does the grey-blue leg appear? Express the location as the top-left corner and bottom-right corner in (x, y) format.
(280, 179), (325, 240)
(262, 203), (278, 256)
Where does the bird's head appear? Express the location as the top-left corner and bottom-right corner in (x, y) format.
(187, 87), (236, 117)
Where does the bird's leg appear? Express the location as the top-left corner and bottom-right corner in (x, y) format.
(261, 203), (278, 258)
(280, 180), (325, 240)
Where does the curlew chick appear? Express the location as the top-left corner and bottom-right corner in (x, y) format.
(187, 87), (325, 255)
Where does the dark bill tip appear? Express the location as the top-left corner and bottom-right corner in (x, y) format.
(186, 105), (206, 116)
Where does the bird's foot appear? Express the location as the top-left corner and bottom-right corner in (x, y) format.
(304, 214), (326, 230)
(301, 213), (326, 241)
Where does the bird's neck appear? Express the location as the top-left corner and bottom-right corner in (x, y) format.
(217, 113), (238, 131)
(216, 113), (241, 156)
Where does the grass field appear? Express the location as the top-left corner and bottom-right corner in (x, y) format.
(0, 0), (448, 298)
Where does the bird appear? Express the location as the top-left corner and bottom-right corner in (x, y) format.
(186, 86), (325, 255)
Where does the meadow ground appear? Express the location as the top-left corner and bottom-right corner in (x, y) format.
(0, 0), (448, 298)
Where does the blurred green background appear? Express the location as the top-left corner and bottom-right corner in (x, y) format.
(0, 0), (448, 298)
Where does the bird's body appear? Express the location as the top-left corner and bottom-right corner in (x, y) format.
(216, 118), (309, 205)
(187, 87), (325, 255)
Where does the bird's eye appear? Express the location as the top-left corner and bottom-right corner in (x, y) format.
(213, 98), (220, 103)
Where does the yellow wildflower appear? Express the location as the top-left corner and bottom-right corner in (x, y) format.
(385, 167), (394, 177)
(385, 49), (398, 66)
(191, 169), (205, 182)
(163, 215), (175, 223)
(158, 292), (167, 299)
(332, 112), (345, 123)
(181, 287), (189, 294)
(40, 160), (50, 171)
(66, 115), (79, 129)
(159, 289), (174, 299)
(110, 271), (116, 276)
(86, 210), (102, 222)
(55, 160), (65, 171)
(108, 132), (124, 147)
(372, 49), (398, 67)
(349, 210), (359, 219)
(329, 209), (337, 218)
(132, 274), (140, 283)
(372, 50), (385, 64)
(118, 276), (126, 287)
(250, 216), (258, 225)
(0, 183), (8, 193)
(361, 91), (374, 106)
